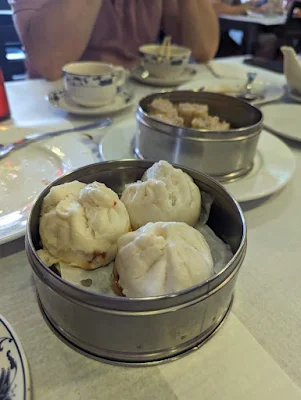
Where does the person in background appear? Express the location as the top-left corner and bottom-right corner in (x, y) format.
(213, 0), (255, 57)
(214, 0), (280, 58)
(285, 0), (301, 17)
(212, 0), (254, 15)
(9, 0), (219, 80)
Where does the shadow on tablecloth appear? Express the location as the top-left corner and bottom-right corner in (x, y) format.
(0, 236), (25, 258)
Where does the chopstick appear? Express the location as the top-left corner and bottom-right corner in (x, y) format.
(158, 36), (172, 62)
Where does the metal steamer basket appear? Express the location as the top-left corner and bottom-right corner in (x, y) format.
(25, 160), (247, 366)
(135, 91), (263, 182)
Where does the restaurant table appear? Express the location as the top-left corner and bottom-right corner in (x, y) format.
(1, 58), (301, 400)
(219, 13), (287, 53)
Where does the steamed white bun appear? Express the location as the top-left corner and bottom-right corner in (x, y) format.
(121, 161), (201, 229)
(39, 181), (131, 270)
(115, 221), (214, 297)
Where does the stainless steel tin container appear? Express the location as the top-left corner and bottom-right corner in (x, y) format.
(135, 91), (263, 182)
(25, 160), (246, 366)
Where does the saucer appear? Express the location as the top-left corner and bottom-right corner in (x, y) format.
(99, 120), (295, 202)
(46, 89), (134, 115)
(130, 65), (197, 87)
(0, 314), (31, 399)
(261, 103), (301, 142)
(179, 78), (284, 105)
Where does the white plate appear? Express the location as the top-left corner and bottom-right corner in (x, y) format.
(261, 104), (301, 142)
(207, 61), (257, 80)
(0, 314), (31, 399)
(130, 65), (197, 87)
(46, 89), (134, 116)
(178, 77), (284, 105)
(0, 125), (96, 244)
(99, 120), (295, 202)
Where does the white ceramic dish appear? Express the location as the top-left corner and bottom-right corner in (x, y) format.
(130, 65), (197, 87)
(99, 120), (295, 202)
(139, 43), (191, 78)
(178, 78), (284, 105)
(261, 103), (301, 142)
(62, 61), (126, 107)
(0, 126), (96, 244)
(0, 314), (31, 399)
(46, 89), (134, 116)
(207, 61), (253, 79)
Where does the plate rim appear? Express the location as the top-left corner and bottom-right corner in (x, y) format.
(0, 314), (31, 400)
(178, 77), (285, 105)
(261, 103), (301, 143)
(46, 88), (134, 115)
(223, 131), (296, 201)
(0, 130), (96, 245)
(99, 120), (295, 203)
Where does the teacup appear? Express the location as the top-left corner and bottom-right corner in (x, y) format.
(139, 44), (191, 79)
(62, 62), (126, 107)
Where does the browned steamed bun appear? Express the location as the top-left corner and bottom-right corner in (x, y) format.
(38, 181), (131, 270)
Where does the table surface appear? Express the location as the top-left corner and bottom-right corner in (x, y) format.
(1, 58), (301, 400)
(220, 12), (286, 25)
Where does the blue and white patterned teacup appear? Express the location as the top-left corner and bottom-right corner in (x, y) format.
(139, 44), (191, 79)
(62, 62), (126, 107)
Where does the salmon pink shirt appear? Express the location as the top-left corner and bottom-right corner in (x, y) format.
(9, 0), (169, 77)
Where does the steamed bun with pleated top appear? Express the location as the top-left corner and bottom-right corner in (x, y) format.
(121, 160), (201, 229)
(113, 221), (214, 297)
(39, 181), (131, 270)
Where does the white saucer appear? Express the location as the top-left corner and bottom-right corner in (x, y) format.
(179, 77), (284, 105)
(0, 314), (31, 399)
(99, 120), (295, 202)
(130, 65), (197, 87)
(261, 103), (301, 142)
(0, 124), (96, 244)
(46, 89), (134, 116)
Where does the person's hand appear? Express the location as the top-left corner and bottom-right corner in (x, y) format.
(248, 1), (269, 13)
(293, 7), (301, 17)
(253, 3), (267, 12)
(238, 2), (252, 14)
(248, 0), (271, 12)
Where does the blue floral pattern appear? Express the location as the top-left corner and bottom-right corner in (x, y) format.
(48, 89), (65, 104)
(141, 53), (189, 66)
(0, 317), (29, 400)
(64, 73), (115, 87)
(0, 337), (18, 400)
(48, 89), (133, 107)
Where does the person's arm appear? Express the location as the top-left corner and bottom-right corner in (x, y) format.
(13, 0), (103, 80)
(212, 0), (250, 15)
(285, 0), (301, 16)
(162, 0), (220, 62)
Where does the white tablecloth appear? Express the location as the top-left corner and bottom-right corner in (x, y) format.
(1, 58), (301, 400)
